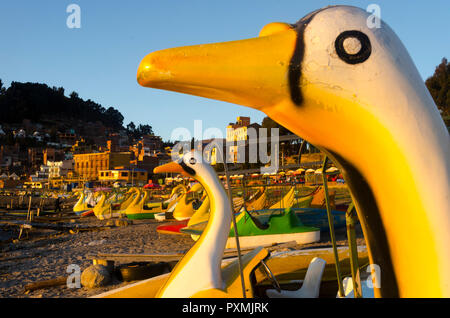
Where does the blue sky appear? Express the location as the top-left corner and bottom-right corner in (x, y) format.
(0, 0), (448, 141)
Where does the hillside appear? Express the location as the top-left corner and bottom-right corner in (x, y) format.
(0, 81), (124, 131)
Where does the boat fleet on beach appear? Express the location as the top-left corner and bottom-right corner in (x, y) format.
(72, 180), (348, 248)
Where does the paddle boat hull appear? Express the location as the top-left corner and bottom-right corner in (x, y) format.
(228, 208), (320, 248)
(156, 220), (189, 235)
(225, 230), (320, 249)
(250, 208), (348, 232)
(75, 209), (94, 217)
(294, 208), (348, 231)
(126, 211), (159, 220)
(182, 208), (320, 248)
(93, 245), (369, 298)
(292, 195), (314, 208)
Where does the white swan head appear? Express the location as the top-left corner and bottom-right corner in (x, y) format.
(153, 151), (231, 297)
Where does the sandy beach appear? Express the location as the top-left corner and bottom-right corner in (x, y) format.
(0, 198), (365, 298)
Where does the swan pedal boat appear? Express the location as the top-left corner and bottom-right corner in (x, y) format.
(181, 207), (320, 249)
(94, 190), (135, 220)
(252, 207), (348, 232)
(156, 193), (210, 235)
(73, 191), (96, 216)
(135, 5), (450, 297)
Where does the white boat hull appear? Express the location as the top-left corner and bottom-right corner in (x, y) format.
(225, 230), (320, 249)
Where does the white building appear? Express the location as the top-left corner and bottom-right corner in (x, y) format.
(226, 116), (261, 163)
(31, 165), (50, 182)
(48, 160), (75, 179)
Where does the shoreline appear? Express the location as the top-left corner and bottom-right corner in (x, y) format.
(0, 211), (364, 298)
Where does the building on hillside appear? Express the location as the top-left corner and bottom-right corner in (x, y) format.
(98, 167), (148, 186)
(130, 135), (163, 161)
(58, 132), (77, 146)
(30, 165), (50, 182)
(43, 148), (65, 165)
(107, 132), (130, 153)
(0, 179), (22, 189)
(73, 151), (131, 180)
(48, 160), (75, 179)
(126, 135), (165, 175)
(71, 138), (95, 154)
(226, 117), (261, 164)
(130, 155), (160, 175)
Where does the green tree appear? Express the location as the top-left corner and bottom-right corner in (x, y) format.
(137, 124), (154, 136)
(127, 121), (136, 132)
(425, 57), (449, 117)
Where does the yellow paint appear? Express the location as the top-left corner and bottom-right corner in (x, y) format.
(192, 247), (269, 298)
(259, 22), (294, 37)
(137, 29), (297, 110)
(246, 188), (267, 211)
(187, 196), (210, 228)
(99, 273), (170, 298)
(269, 86), (439, 297)
(269, 187), (295, 209)
(73, 191), (88, 212)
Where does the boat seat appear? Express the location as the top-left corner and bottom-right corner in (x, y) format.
(266, 257), (326, 298)
(248, 212), (270, 230)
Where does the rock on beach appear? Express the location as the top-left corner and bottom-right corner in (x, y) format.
(81, 265), (111, 289)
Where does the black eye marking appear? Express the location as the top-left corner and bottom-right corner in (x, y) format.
(335, 30), (371, 64)
(189, 158), (197, 165)
(289, 6), (329, 106)
(179, 160), (196, 176)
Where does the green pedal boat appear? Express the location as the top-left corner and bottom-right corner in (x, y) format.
(182, 208), (320, 249)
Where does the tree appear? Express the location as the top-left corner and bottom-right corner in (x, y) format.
(137, 124), (153, 136)
(425, 57), (449, 117)
(0, 79), (5, 95)
(69, 91), (79, 99)
(126, 121), (136, 133)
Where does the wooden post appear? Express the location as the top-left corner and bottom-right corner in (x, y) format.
(346, 203), (362, 298)
(322, 156), (345, 298)
(27, 196), (32, 221)
(24, 277), (68, 292)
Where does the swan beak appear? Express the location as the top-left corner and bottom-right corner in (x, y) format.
(137, 26), (297, 110)
(154, 161), (188, 176)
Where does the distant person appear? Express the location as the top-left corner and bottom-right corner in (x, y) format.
(54, 196), (62, 212)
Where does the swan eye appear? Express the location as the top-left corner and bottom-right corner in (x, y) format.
(178, 158), (196, 176)
(189, 158), (197, 165)
(335, 30), (371, 64)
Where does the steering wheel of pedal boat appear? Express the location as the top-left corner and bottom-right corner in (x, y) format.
(259, 259), (281, 293)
